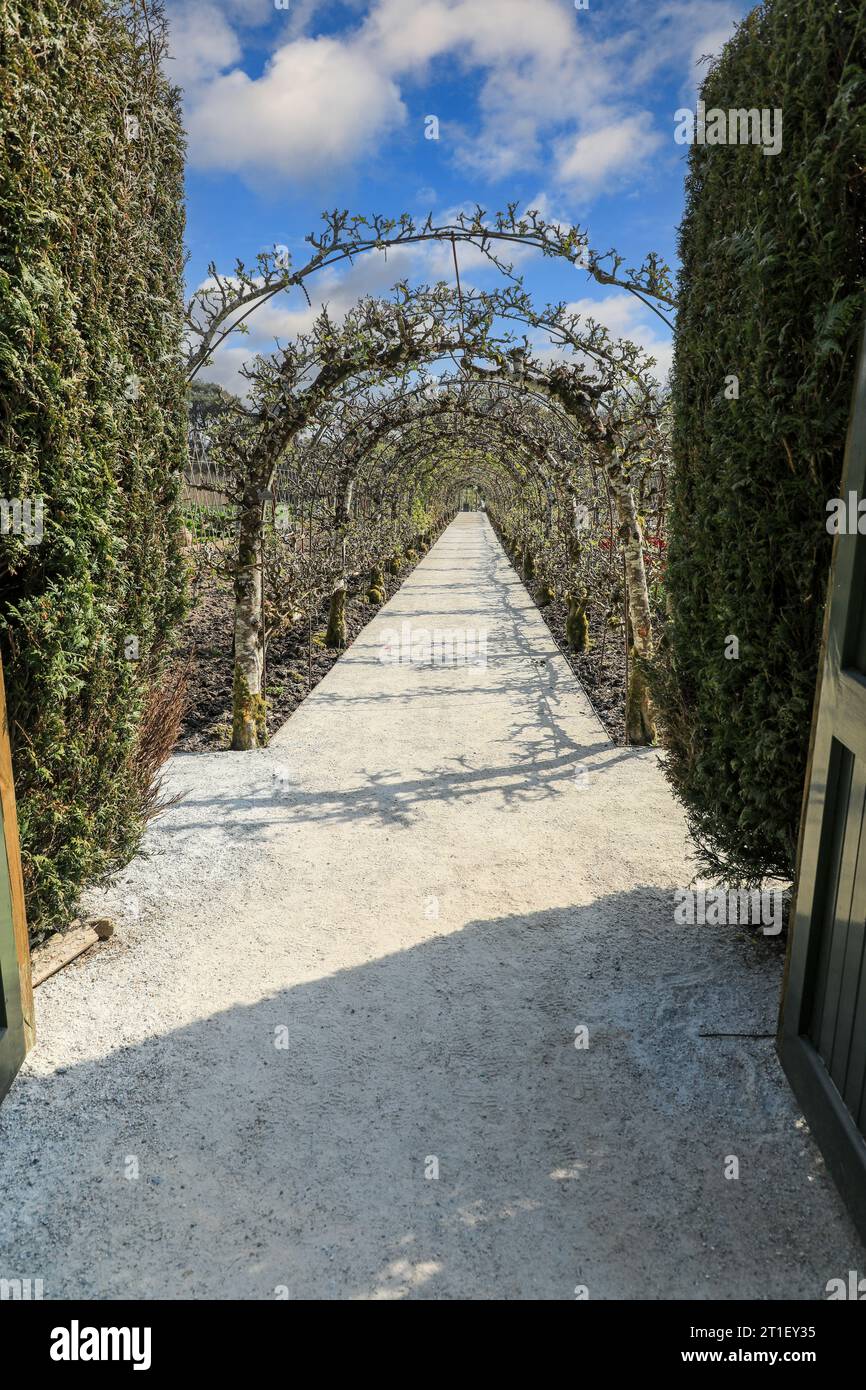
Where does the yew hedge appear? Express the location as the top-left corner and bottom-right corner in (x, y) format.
(0, 0), (187, 934)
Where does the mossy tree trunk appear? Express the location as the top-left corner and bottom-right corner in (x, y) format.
(326, 579), (347, 649)
(566, 591), (590, 652)
(625, 659), (655, 745)
(231, 483), (267, 750)
(606, 450), (655, 744)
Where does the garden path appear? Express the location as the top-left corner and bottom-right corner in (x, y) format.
(0, 514), (861, 1298)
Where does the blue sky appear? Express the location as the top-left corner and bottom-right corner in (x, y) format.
(168, 0), (753, 393)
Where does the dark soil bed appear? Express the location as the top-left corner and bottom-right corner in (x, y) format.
(176, 560), (422, 752)
(178, 541), (636, 752)
(535, 591), (629, 745)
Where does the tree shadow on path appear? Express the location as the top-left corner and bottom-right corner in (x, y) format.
(0, 890), (861, 1301)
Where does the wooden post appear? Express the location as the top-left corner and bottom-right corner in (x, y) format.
(0, 651), (34, 1050)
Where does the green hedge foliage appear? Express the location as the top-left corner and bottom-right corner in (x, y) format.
(655, 0), (866, 883)
(0, 1), (187, 934)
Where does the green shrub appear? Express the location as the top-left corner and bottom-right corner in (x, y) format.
(0, 0), (187, 933)
(653, 0), (866, 882)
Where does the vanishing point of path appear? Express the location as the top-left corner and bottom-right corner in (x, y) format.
(0, 515), (862, 1299)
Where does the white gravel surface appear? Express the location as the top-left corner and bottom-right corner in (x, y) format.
(0, 513), (862, 1299)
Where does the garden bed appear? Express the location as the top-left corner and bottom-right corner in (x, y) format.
(538, 592), (629, 745)
(176, 559), (423, 751)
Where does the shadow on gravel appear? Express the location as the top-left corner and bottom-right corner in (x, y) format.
(0, 893), (861, 1300)
(156, 739), (642, 838)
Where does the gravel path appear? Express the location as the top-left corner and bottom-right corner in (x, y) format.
(0, 513), (862, 1300)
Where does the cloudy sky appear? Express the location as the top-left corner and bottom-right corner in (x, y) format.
(168, 0), (751, 392)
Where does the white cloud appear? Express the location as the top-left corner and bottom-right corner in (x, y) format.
(564, 292), (673, 386)
(229, 0), (283, 20)
(185, 35), (407, 180)
(363, 0), (614, 181)
(361, 0), (576, 73)
(171, 0), (697, 202)
(165, 3), (242, 87)
(193, 345), (255, 398)
(555, 114), (664, 198)
(685, 25), (738, 92)
(623, 0), (740, 90)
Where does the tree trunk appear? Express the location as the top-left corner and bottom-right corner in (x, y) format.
(334, 469), (356, 527)
(231, 486), (267, 750)
(605, 451), (656, 744)
(625, 658), (655, 744)
(326, 579), (347, 649)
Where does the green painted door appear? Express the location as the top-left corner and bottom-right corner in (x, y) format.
(779, 320), (866, 1240)
(0, 793), (26, 1103)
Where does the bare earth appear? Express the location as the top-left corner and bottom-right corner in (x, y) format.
(0, 514), (862, 1299)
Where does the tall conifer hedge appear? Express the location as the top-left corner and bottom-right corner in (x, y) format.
(0, 0), (187, 934)
(653, 0), (866, 883)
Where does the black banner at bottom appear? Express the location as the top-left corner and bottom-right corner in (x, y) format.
(2, 1297), (863, 1374)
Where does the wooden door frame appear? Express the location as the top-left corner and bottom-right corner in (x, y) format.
(778, 318), (866, 1241)
(0, 650), (34, 1059)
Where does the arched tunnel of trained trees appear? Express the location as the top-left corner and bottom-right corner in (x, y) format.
(182, 225), (672, 754)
